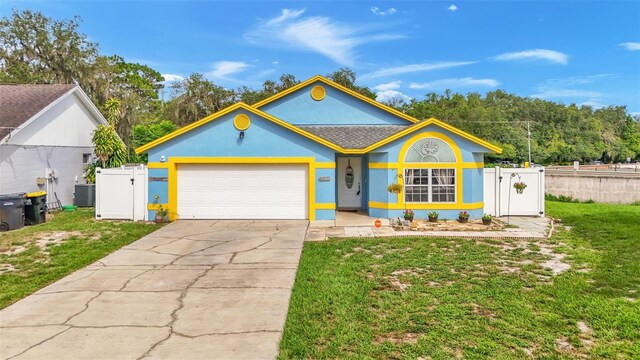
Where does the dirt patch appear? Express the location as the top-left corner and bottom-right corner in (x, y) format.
(0, 245), (27, 256)
(374, 332), (421, 345)
(386, 268), (425, 291)
(35, 231), (85, 251)
(0, 263), (16, 272)
(556, 337), (573, 352)
(468, 303), (496, 320)
(539, 247), (571, 275)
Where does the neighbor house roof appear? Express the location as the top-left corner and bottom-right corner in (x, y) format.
(0, 84), (77, 140)
(299, 125), (409, 149)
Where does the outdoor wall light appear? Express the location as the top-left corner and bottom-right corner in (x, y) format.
(160, 155), (166, 162)
(239, 131), (245, 139)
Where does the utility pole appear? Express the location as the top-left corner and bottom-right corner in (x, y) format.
(527, 121), (532, 166)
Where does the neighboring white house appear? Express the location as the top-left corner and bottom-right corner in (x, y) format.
(0, 84), (107, 206)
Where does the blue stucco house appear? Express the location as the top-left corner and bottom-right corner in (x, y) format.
(136, 75), (501, 221)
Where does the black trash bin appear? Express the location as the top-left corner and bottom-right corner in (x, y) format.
(25, 191), (47, 225)
(0, 193), (26, 231)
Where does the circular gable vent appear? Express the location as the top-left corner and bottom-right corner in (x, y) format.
(233, 114), (251, 130)
(310, 85), (326, 101)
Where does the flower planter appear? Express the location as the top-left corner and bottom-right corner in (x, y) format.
(516, 188), (524, 194)
(482, 219), (492, 225)
(404, 216), (414, 222)
(155, 215), (165, 223)
(458, 218), (469, 223)
(428, 216), (438, 223)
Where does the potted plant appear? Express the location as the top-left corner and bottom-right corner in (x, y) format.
(458, 211), (470, 223)
(482, 213), (493, 225)
(513, 181), (527, 194)
(403, 209), (414, 222)
(153, 195), (168, 223)
(427, 211), (439, 223)
(387, 183), (403, 194)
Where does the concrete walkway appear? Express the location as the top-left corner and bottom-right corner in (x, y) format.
(0, 220), (307, 360)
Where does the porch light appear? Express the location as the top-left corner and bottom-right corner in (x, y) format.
(239, 131), (245, 139)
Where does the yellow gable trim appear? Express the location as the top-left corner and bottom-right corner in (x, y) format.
(135, 102), (344, 154)
(253, 75), (419, 124)
(134, 79), (501, 155)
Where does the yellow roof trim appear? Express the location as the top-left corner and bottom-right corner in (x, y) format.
(135, 103), (246, 154)
(253, 75), (419, 124)
(135, 102), (347, 154)
(135, 86), (501, 155)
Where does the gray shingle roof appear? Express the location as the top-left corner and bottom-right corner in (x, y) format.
(298, 125), (409, 149)
(0, 84), (77, 140)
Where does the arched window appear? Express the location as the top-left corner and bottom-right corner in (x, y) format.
(403, 137), (457, 203)
(404, 137), (456, 163)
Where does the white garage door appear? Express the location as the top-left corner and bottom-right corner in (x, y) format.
(177, 164), (308, 219)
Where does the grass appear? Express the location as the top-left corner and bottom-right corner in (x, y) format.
(279, 201), (640, 359)
(0, 208), (162, 309)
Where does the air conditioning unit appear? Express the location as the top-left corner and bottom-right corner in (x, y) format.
(74, 184), (95, 207)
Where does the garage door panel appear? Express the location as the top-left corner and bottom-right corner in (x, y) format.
(177, 164), (307, 219)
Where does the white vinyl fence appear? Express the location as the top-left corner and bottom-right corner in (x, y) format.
(95, 165), (148, 221)
(484, 167), (545, 217)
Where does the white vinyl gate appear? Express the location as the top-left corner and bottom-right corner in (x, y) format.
(484, 167), (545, 217)
(95, 165), (148, 221)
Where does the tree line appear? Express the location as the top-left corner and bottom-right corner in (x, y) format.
(2, 10), (638, 165)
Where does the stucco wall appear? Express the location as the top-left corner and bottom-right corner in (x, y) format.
(546, 171), (640, 204)
(0, 144), (92, 205)
(146, 107), (339, 220)
(259, 81), (409, 126)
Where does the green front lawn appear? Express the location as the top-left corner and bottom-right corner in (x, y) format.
(0, 209), (162, 308)
(280, 202), (640, 359)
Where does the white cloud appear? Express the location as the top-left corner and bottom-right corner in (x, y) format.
(370, 7), (397, 16)
(447, 4), (458, 11)
(162, 74), (184, 83)
(360, 61), (476, 80)
(538, 74), (615, 89)
(373, 81), (401, 91)
(376, 90), (411, 103)
(245, 9), (405, 66)
(272, 61), (280, 65)
(579, 101), (606, 109)
(619, 42), (640, 51)
(530, 89), (603, 99)
(208, 61), (250, 78)
(409, 77), (499, 90)
(494, 49), (569, 65)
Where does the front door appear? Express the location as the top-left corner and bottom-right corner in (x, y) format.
(337, 157), (362, 209)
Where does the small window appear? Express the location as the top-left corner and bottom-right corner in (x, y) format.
(82, 153), (92, 164)
(404, 168), (455, 203)
(404, 137), (456, 163)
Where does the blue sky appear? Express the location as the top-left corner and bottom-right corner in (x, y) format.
(3, 1), (640, 114)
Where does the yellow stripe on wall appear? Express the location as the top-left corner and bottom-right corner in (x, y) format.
(368, 201), (484, 210)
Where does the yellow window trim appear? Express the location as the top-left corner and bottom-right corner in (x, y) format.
(164, 157), (318, 221)
(369, 162), (485, 169)
(368, 201), (484, 210)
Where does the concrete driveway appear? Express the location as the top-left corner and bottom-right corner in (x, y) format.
(0, 220), (307, 360)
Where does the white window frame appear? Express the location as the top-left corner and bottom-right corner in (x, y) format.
(404, 168), (456, 203)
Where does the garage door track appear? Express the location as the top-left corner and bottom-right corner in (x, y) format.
(0, 220), (307, 360)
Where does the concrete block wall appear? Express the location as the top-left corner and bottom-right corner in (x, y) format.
(545, 172), (640, 204)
